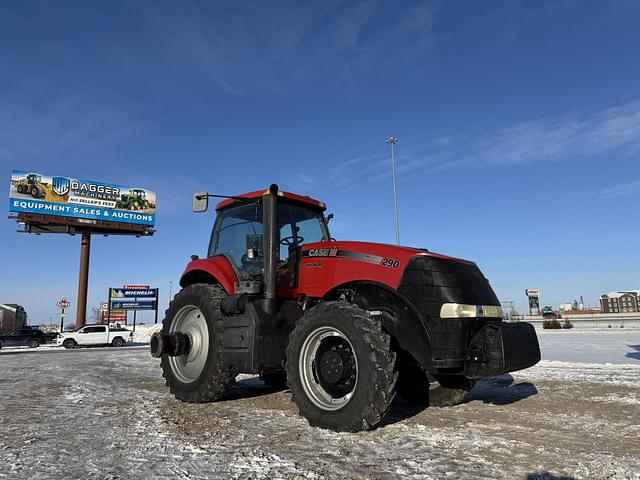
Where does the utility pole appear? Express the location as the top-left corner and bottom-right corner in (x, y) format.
(386, 136), (400, 245)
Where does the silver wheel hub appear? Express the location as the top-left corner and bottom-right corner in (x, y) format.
(299, 326), (358, 411)
(168, 306), (209, 383)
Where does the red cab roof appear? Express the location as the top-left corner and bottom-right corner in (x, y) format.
(216, 188), (326, 211)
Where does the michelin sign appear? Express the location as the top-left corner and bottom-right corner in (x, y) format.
(8, 170), (156, 226)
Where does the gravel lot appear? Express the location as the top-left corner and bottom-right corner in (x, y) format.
(0, 331), (639, 480)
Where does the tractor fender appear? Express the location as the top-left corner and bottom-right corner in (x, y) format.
(324, 281), (434, 371)
(179, 255), (238, 295)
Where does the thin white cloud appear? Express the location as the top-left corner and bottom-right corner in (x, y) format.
(601, 180), (640, 198)
(141, 1), (437, 95)
(0, 81), (145, 173)
(480, 101), (640, 166)
(343, 100), (640, 185)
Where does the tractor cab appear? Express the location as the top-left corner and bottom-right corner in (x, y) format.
(26, 174), (41, 184)
(131, 189), (147, 199)
(207, 193), (330, 282)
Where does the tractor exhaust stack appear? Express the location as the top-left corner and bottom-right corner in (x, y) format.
(262, 184), (279, 314)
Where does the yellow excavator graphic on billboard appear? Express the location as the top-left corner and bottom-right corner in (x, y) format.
(15, 173), (47, 199)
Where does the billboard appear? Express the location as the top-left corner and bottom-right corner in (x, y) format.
(109, 286), (158, 311)
(8, 170), (156, 226)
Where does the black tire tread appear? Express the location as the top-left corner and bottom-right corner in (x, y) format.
(160, 283), (234, 403)
(286, 301), (398, 432)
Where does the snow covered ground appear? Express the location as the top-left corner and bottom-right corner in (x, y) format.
(0, 329), (639, 479)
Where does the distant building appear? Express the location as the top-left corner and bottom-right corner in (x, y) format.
(559, 303), (574, 312)
(600, 291), (640, 313)
(0, 304), (27, 333)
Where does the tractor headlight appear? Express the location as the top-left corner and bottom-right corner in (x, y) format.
(440, 303), (503, 319)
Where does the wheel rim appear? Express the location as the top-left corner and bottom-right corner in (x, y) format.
(299, 326), (358, 411)
(168, 305), (209, 384)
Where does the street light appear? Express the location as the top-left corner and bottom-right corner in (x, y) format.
(169, 281), (173, 299)
(386, 136), (400, 245)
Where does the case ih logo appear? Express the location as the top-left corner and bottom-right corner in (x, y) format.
(52, 177), (71, 196)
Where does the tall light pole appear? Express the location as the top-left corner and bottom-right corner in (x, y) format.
(169, 281), (173, 300)
(386, 136), (400, 245)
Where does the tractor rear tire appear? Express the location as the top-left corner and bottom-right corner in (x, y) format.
(398, 362), (473, 407)
(160, 283), (234, 403)
(286, 301), (398, 432)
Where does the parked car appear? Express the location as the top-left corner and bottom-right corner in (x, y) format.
(57, 324), (132, 348)
(0, 328), (47, 348)
(21, 325), (59, 343)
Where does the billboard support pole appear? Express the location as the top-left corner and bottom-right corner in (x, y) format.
(75, 231), (91, 328)
(106, 288), (112, 325)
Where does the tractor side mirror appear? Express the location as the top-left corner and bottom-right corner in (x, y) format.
(192, 192), (209, 213)
(326, 213), (334, 223)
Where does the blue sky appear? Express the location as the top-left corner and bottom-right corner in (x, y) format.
(1, 0), (640, 323)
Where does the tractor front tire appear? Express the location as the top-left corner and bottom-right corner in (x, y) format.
(160, 283), (234, 403)
(286, 301), (397, 432)
(398, 362), (473, 407)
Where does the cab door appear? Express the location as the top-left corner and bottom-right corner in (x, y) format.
(80, 326), (108, 345)
(276, 202), (330, 296)
(5, 331), (21, 346)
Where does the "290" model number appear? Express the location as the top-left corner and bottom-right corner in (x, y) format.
(381, 258), (400, 268)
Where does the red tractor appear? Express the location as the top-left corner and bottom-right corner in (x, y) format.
(151, 185), (540, 432)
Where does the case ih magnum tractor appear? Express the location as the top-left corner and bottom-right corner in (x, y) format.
(151, 185), (540, 432)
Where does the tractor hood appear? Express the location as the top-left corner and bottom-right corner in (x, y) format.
(296, 241), (483, 299)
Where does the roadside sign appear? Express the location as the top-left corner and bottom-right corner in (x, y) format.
(107, 285), (160, 325)
(111, 288), (156, 298)
(57, 298), (71, 309)
(525, 289), (540, 297)
(110, 300), (156, 310)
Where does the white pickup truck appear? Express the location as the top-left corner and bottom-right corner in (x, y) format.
(57, 324), (132, 348)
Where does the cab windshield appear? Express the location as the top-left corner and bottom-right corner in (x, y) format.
(208, 200), (329, 275)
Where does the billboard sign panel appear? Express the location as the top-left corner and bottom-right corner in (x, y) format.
(8, 170), (156, 226)
(110, 300), (156, 310)
(111, 288), (156, 298)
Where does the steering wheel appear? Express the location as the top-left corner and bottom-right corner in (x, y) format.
(280, 235), (304, 246)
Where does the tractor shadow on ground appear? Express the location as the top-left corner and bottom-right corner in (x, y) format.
(526, 472), (576, 480)
(224, 376), (285, 401)
(625, 344), (640, 361)
(380, 374), (538, 427)
(463, 374), (538, 406)
(379, 400), (429, 427)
